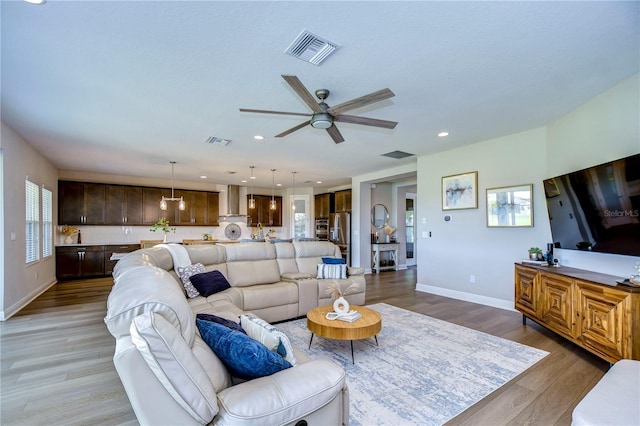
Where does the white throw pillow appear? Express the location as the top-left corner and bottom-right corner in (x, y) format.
(317, 264), (347, 279)
(240, 314), (297, 366)
(177, 263), (205, 298)
(130, 311), (218, 423)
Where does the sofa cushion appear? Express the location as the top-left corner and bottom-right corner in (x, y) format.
(196, 319), (292, 380)
(177, 263), (206, 298)
(130, 312), (218, 423)
(197, 313), (246, 334)
(317, 264), (347, 279)
(322, 256), (345, 264)
(240, 314), (297, 366)
(190, 270), (231, 297)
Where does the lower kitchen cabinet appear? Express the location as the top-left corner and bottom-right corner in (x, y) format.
(56, 246), (105, 279)
(104, 244), (140, 275)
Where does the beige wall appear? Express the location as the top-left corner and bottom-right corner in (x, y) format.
(1, 122), (59, 320)
(414, 73), (640, 309)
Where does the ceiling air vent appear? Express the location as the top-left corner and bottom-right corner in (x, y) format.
(381, 150), (414, 159)
(205, 136), (232, 145)
(285, 30), (341, 66)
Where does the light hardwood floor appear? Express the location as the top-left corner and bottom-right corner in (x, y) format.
(0, 269), (608, 425)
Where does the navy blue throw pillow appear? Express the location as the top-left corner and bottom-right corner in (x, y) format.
(189, 270), (231, 297)
(196, 319), (292, 380)
(322, 257), (345, 264)
(196, 313), (246, 334)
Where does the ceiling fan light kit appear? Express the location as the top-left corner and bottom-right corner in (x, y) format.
(240, 75), (397, 144)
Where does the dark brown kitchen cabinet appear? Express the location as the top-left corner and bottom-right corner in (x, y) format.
(105, 185), (143, 225)
(207, 192), (219, 226)
(142, 187), (173, 225)
(56, 246), (105, 279)
(104, 244), (140, 275)
(314, 193), (333, 219)
(59, 181), (106, 225)
(175, 190), (209, 225)
(334, 189), (351, 212)
(247, 195), (282, 227)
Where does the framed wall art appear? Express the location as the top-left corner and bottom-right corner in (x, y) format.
(442, 171), (478, 210)
(486, 184), (533, 227)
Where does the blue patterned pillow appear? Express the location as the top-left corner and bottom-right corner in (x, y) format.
(189, 270), (231, 297)
(322, 257), (345, 264)
(196, 319), (292, 380)
(196, 313), (246, 334)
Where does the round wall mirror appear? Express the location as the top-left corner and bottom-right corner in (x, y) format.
(371, 204), (389, 229)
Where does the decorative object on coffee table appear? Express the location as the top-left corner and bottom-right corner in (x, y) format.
(327, 281), (359, 314)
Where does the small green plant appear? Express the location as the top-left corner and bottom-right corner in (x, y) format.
(529, 247), (542, 254)
(202, 232), (212, 241)
(150, 217), (175, 234)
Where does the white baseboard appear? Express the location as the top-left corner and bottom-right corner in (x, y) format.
(0, 279), (57, 321)
(416, 283), (515, 312)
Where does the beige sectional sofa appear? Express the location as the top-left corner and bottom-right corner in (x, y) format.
(105, 240), (365, 425)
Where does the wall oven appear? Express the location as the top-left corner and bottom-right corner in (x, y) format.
(315, 219), (329, 240)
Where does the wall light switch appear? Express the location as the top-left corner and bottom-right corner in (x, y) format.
(10, 232), (16, 241)
(422, 218), (427, 224)
(421, 231), (429, 238)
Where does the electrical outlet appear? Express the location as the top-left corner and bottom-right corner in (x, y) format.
(35, 272), (39, 279)
(469, 275), (476, 283)
(421, 231), (429, 238)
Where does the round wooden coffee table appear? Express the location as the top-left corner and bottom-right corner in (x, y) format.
(307, 305), (382, 363)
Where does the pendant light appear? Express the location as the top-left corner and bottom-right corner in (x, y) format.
(291, 171), (297, 211)
(160, 161), (186, 211)
(270, 169), (277, 210)
(249, 166), (256, 209)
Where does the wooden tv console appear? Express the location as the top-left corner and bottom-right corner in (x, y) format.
(515, 263), (640, 363)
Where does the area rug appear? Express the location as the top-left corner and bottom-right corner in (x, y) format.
(277, 303), (548, 426)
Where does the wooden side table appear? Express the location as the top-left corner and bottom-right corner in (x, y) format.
(371, 243), (399, 273)
(307, 305), (382, 363)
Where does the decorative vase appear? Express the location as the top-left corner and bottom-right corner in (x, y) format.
(163, 233), (168, 243)
(64, 236), (73, 244)
(333, 296), (350, 314)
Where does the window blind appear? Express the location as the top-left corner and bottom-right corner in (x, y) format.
(42, 186), (53, 258)
(26, 179), (40, 263)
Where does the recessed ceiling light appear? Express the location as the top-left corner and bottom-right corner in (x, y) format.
(241, 179), (247, 183)
(316, 181), (322, 184)
(277, 183), (282, 187)
(254, 135), (264, 140)
(24, 0), (46, 4)
(200, 175), (207, 179)
(438, 131), (449, 137)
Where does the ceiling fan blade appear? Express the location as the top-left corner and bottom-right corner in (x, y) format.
(334, 114), (398, 129)
(275, 121), (311, 138)
(328, 88), (395, 115)
(282, 75), (323, 113)
(239, 108), (310, 117)
(326, 125), (345, 144)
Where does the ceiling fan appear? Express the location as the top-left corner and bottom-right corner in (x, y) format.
(240, 75), (397, 144)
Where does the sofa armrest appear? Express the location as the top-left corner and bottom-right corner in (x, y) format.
(348, 267), (365, 276)
(215, 359), (346, 425)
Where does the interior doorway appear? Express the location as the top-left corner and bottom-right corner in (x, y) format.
(406, 193), (416, 266)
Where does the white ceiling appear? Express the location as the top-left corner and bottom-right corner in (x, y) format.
(2, 1), (638, 190)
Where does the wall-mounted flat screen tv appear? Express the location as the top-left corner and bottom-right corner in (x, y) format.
(543, 153), (640, 257)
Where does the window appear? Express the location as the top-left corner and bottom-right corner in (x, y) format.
(42, 186), (53, 258)
(26, 179), (40, 263)
(291, 195), (310, 239)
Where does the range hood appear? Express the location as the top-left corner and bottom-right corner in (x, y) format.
(220, 184), (248, 223)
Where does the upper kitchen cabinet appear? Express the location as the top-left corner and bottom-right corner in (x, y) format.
(59, 181), (106, 225)
(105, 185), (143, 225)
(314, 193), (333, 219)
(142, 187), (173, 225)
(174, 190), (216, 225)
(247, 195), (282, 227)
(334, 189), (352, 212)
(207, 192), (220, 226)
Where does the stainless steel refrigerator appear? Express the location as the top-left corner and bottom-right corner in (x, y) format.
(329, 212), (350, 265)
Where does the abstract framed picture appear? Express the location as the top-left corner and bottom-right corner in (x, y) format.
(486, 184), (533, 227)
(442, 171), (478, 210)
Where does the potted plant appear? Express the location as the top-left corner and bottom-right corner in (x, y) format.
(150, 217), (175, 242)
(528, 247), (542, 260)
